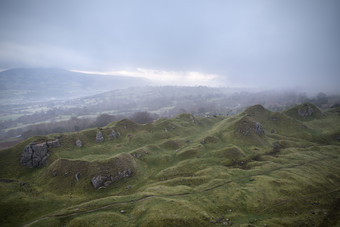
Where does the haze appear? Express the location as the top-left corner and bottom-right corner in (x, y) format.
(0, 0), (339, 93)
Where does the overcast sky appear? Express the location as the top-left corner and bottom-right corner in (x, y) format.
(0, 0), (339, 92)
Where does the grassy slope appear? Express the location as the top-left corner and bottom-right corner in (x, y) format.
(0, 105), (339, 226)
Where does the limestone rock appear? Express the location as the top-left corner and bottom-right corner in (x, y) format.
(96, 131), (104, 142)
(46, 139), (60, 148)
(75, 172), (80, 182)
(110, 130), (119, 139)
(255, 122), (265, 135)
(20, 143), (49, 168)
(91, 175), (108, 189)
(76, 139), (82, 147)
(91, 169), (132, 189)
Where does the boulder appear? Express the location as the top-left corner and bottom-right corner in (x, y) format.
(96, 131), (104, 142)
(76, 139), (82, 147)
(20, 143), (49, 168)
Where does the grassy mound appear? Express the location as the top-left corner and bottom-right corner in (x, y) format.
(0, 104), (339, 226)
(283, 103), (324, 121)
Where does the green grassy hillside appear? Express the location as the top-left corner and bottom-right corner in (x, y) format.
(0, 104), (339, 226)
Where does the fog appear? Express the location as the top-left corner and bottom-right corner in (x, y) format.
(0, 0), (340, 93)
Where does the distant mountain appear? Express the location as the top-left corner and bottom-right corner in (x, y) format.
(0, 68), (151, 104)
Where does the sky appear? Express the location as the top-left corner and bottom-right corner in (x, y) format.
(0, 0), (339, 92)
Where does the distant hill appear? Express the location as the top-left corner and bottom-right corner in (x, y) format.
(0, 68), (151, 104)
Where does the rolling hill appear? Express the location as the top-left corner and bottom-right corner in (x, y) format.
(0, 103), (339, 226)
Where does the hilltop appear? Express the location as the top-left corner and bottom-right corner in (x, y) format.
(0, 104), (339, 226)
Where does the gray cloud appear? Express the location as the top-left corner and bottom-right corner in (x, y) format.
(0, 0), (339, 93)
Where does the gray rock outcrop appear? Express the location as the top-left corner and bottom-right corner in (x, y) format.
(110, 129), (119, 139)
(76, 139), (82, 147)
(20, 139), (60, 168)
(91, 169), (132, 189)
(46, 139), (60, 148)
(20, 143), (49, 168)
(255, 122), (265, 135)
(96, 131), (104, 142)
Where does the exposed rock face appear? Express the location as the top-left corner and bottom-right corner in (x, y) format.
(91, 169), (132, 189)
(110, 130), (119, 139)
(96, 131), (104, 142)
(20, 143), (49, 168)
(298, 105), (314, 118)
(255, 122), (265, 135)
(20, 140), (59, 168)
(237, 119), (265, 136)
(76, 139), (82, 147)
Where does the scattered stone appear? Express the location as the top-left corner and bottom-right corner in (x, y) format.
(336, 136), (340, 141)
(120, 210), (125, 213)
(75, 172), (80, 182)
(164, 128), (168, 132)
(64, 172), (69, 177)
(249, 178), (254, 181)
(126, 185), (131, 190)
(20, 182), (25, 186)
(52, 171), (57, 177)
(311, 210), (315, 215)
(271, 129), (275, 133)
(75, 139), (82, 147)
(201, 140), (206, 145)
(186, 140), (190, 143)
(96, 131), (104, 142)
